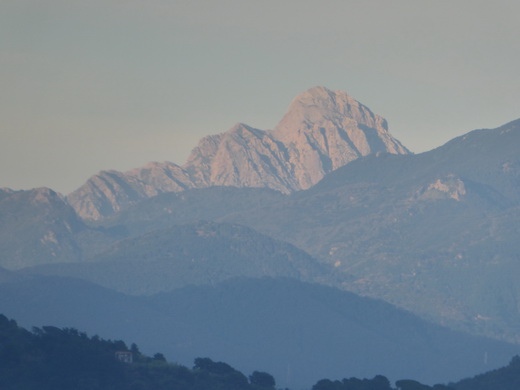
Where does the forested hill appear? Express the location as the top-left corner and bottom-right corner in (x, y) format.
(2, 313), (520, 390)
(0, 314), (275, 390)
(451, 355), (520, 390)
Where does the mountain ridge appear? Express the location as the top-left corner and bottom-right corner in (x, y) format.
(21, 220), (337, 295)
(217, 118), (520, 341)
(67, 86), (409, 220)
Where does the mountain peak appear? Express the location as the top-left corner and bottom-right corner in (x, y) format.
(226, 122), (263, 137)
(274, 86), (390, 138)
(68, 87), (410, 219)
(293, 85), (355, 105)
(295, 85), (339, 101)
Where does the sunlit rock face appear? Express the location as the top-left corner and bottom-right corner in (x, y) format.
(68, 86), (409, 220)
(270, 86), (409, 190)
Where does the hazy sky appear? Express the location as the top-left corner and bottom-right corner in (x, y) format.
(2, 0), (519, 194)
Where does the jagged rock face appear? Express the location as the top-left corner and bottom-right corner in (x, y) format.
(416, 175), (467, 201)
(68, 86), (409, 220)
(271, 86), (409, 189)
(67, 162), (197, 220)
(185, 123), (298, 193)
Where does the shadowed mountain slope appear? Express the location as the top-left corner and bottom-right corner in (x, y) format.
(22, 221), (336, 295)
(0, 187), (122, 270)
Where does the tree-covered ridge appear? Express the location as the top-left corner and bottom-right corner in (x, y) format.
(0, 314), (275, 390)
(312, 376), (453, 390)
(451, 355), (520, 390)
(2, 313), (520, 390)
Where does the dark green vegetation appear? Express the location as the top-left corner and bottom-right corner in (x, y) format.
(452, 355), (520, 390)
(313, 376), (454, 390)
(0, 276), (517, 388)
(0, 313), (275, 390)
(4, 312), (520, 390)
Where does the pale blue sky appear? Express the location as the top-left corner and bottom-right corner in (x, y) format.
(2, 0), (519, 194)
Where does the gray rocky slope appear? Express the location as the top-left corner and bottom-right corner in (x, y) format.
(67, 86), (409, 220)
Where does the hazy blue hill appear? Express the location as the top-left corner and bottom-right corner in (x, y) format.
(0, 187), (122, 270)
(0, 188), (85, 269)
(22, 221), (336, 295)
(0, 266), (27, 284)
(96, 186), (287, 237)
(0, 276), (517, 389)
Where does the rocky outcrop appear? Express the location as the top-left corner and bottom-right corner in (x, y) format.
(270, 86), (409, 189)
(68, 86), (410, 220)
(0, 188), (85, 269)
(66, 162), (198, 220)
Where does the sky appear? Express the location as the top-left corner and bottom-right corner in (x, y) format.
(1, 0), (519, 194)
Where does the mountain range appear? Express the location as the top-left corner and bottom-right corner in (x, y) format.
(219, 119), (520, 341)
(67, 86), (409, 220)
(1, 86), (519, 388)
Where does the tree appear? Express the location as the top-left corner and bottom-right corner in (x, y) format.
(396, 379), (432, 390)
(249, 371), (276, 389)
(193, 357), (236, 375)
(153, 352), (167, 362)
(312, 378), (342, 390)
(371, 375), (392, 390)
(193, 357), (214, 371)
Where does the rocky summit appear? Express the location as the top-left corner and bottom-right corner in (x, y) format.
(67, 86), (409, 220)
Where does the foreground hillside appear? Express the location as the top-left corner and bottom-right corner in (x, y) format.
(0, 314), (274, 390)
(0, 276), (517, 388)
(452, 355), (520, 390)
(3, 313), (520, 390)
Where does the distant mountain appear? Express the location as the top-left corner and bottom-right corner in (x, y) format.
(0, 187), (84, 269)
(2, 89), (519, 356)
(49, 119), (520, 342)
(68, 86), (409, 220)
(22, 221), (337, 295)
(0, 276), (516, 389)
(218, 119), (520, 341)
(0, 187), (121, 270)
(0, 266), (26, 284)
(99, 186), (287, 237)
